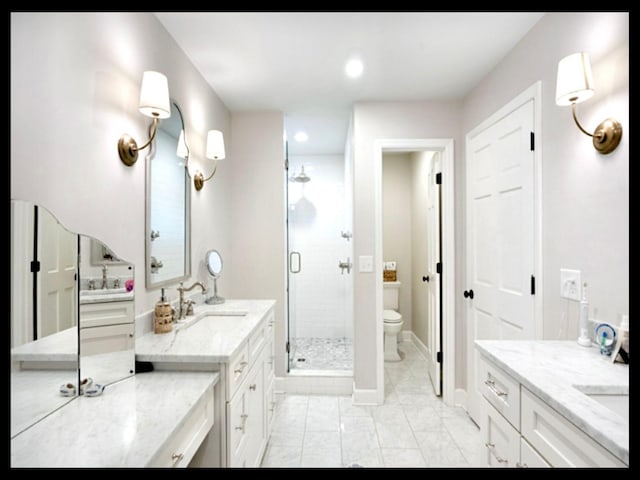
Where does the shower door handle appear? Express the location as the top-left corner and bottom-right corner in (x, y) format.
(289, 251), (301, 274)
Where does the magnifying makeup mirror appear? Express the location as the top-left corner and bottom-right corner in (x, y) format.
(205, 249), (225, 305)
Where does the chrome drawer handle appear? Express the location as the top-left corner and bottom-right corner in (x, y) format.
(484, 379), (508, 397)
(171, 453), (184, 465)
(485, 442), (508, 465)
(235, 413), (248, 432)
(249, 383), (257, 391)
(516, 462), (528, 468)
(234, 361), (248, 374)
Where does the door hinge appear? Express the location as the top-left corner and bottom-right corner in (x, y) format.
(436, 262), (442, 274)
(284, 157), (289, 170)
(435, 172), (442, 185)
(286, 341), (290, 354)
(437, 351), (442, 363)
(530, 132), (535, 151)
(74, 272), (77, 281)
(30, 260), (40, 273)
(531, 275), (535, 295)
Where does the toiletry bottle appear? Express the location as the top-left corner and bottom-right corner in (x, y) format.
(154, 288), (173, 334)
(577, 282), (591, 347)
(612, 314), (629, 364)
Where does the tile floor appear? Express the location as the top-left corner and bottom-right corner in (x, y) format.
(290, 337), (353, 371)
(261, 340), (484, 468)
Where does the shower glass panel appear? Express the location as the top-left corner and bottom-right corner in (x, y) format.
(286, 149), (353, 373)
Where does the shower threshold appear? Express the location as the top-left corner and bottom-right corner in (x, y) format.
(288, 369), (353, 377)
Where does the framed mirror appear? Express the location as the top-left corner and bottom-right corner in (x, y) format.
(10, 199), (136, 437)
(205, 249), (225, 305)
(145, 99), (191, 289)
(11, 200), (79, 437)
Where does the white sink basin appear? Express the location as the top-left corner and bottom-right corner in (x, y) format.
(174, 310), (247, 331)
(80, 288), (127, 296)
(574, 385), (629, 422)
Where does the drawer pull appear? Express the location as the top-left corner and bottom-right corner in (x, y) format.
(484, 379), (508, 397)
(234, 361), (248, 374)
(516, 462), (528, 468)
(249, 383), (257, 391)
(171, 453), (184, 465)
(235, 413), (249, 432)
(485, 443), (508, 465)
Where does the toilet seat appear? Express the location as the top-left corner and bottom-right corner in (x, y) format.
(383, 309), (402, 323)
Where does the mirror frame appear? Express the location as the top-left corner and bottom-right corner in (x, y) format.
(205, 249), (223, 278)
(145, 99), (191, 289)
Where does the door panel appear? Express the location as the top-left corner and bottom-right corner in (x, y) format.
(467, 99), (535, 423)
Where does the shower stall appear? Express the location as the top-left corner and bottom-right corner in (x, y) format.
(286, 145), (354, 374)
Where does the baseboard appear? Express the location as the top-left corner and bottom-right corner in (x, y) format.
(401, 330), (412, 342)
(454, 388), (467, 409)
(281, 374), (353, 395)
(408, 331), (429, 360)
(352, 384), (383, 405)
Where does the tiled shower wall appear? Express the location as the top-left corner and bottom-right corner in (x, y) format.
(288, 154), (352, 340)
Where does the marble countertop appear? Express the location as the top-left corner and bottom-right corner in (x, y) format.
(11, 371), (218, 467)
(475, 340), (629, 465)
(136, 299), (275, 363)
(11, 327), (77, 363)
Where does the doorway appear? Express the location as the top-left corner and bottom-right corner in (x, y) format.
(374, 139), (455, 405)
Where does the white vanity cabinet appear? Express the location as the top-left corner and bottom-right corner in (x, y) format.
(225, 308), (275, 467)
(79, 301), (134, 355)
(478, 355), (625, 468)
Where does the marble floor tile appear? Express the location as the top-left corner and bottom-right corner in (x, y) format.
(268, 425), (305, 447)
(339, 396), (372, 417)
(340, 416), (384, 467)
(402, 404), (447, 432)
(261, 444), (302, 468)
(371, 405), (418, 449)
(305, 395), (340, 432)
(301, 431), (342, 468)
(414, 429), (469, 468)
(381, 448), (427, 468)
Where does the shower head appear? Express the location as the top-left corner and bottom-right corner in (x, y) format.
(291, 165), (311, 183)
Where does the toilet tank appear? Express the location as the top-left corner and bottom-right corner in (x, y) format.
(383, 281), (401, 310)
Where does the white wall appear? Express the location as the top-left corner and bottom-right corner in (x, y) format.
(461, 13), (629, 347)
(229, 112), (287, 377)
(288, 154), (351, 339)
(10, 12), (232, 317)
(382, 153), (413, 331)
(352, 100), (462, 391)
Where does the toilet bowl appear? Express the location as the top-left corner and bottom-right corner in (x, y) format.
(383, 281), (404, 362)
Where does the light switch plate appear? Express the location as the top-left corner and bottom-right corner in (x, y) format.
(359, 255), (373, 273)
(560, 268), (581, 301)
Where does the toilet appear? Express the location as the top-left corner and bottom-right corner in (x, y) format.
(383, 281), (403, 362)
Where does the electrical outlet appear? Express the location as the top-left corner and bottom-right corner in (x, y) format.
(560, 268), (582, 301)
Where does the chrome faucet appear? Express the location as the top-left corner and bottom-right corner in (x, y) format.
(101, 264), (108, 289)
(176, 281), (207, 320)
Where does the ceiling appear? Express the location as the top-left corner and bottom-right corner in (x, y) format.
(155, 12), (545, 155)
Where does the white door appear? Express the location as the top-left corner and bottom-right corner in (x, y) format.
(466, 99), (536, 423)
(38, 207), (78, 338)
(426, 152), (442, 395)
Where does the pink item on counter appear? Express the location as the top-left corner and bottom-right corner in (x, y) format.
(125, 279), (134, 292)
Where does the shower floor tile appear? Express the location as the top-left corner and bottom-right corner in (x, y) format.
(291, 337), (353, 371)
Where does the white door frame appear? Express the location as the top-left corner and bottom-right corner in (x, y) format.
(464, 81), (543, 412)
(374, 138), (455, 405)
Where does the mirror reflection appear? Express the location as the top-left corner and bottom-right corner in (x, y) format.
(11, 200), (79, 437)
(10, 200), (136, 437)
(146, 99), (191, 289)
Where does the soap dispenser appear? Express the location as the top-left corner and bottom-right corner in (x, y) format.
(577, 282), (591, 347)
(154, 288), (173, 334)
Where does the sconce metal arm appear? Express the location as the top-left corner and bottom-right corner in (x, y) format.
(570, 102), (622, 155)
(571, 103), (596, 138)
(118, 116), (160, 166)
(194, 158), (219, 191)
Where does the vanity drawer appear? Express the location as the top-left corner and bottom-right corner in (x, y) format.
(80, 301), (134, 328)
(482, 400), (520, 468)
(228, 344), (250, 397)
(478, 356), (520, 429)
(521, 387), (626, 468)
(79, 323), (134, 356)
(227, 384), (248, 467)
(248, 323), (266, 364)
(519, 437), (550, 468)
(147, 383), (214, 468)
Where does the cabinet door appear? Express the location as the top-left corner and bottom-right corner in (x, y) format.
(79, 323), (134, 356)
(244, 360), (265, 467)
(482, 400), (520, 468)
(519, 437), (550, 468)
(227, 386), (248, 467)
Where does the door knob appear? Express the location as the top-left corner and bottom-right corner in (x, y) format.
(422, 275), (430, 282)
(463, 289), (474, 299)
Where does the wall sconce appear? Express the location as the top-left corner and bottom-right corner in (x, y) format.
(193, 130), (226, 191)
(555, 52), (622, 154)
(118, 71), (171, 166)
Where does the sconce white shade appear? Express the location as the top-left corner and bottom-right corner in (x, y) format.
(138, 71), (171, 119)
(206, 130), (226, 160)
(176, 130), (188, 158)
(555, 52), (595, 106)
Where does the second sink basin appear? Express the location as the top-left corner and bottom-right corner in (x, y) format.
(174, 310), (247, 331)
(573, 384), (629, 422)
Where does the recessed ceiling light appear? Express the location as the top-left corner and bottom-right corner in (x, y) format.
(345, 58), (364, 78)
(294, 131), (308, 142)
